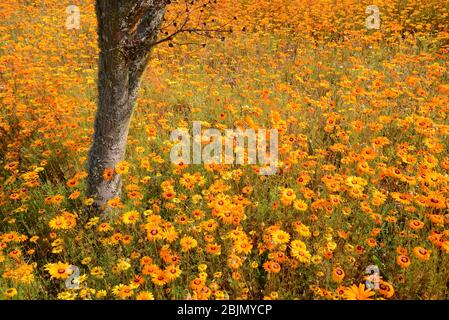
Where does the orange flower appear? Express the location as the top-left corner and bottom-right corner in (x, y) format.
(68, 190), (80, 200)
(107, 197), (123, 208)
(412, 247), (431, 261)
(180, 236), (197, 252)
(51, 194), (64, 204)
(366, 238), (377, 247)
(378, 281), (395, 299)
(140, 256), (153, 266)
(151, 270), (170, 286)
(206, 243), (221, 255)
(113, 284), (133, 299)
(332, 267), (345, 283)
(66, 178), (79, 188)
(408, 220), (424, 230)
(262, 261), (281, 273)
(103, 168), (114, 180)
(396, 255), (411, 268)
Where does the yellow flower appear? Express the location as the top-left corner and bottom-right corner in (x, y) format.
(343, 284), (375, 300)
(271, 230), (291, 245)
(57, 291), (77, 300)
(45, 262), (72, 280)
(180, 236), (198, 252)
(192, 194), (203, 204)
(136, 291), (155, 300)
(280, 188), (296, 205)
(112, 284), (133, 299)
(84, 198), (94, 206)
(115, 161), (129, 174)
(49, 215), (69, 230)
(293, 221), (311, 237)
(165, 264), (182, 281)
(90, 266), (105, 278)
(311, 255), (322, 264)
(290, 240), (311, 263)
(3, 288), (17, 299)
(116, 259), (131, 271)
(293, 199), (308, 211)
(122, 210), (140, 224)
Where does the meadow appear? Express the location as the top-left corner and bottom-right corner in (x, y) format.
(1, 0), (449, 300)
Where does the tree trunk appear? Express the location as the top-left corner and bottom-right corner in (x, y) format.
(87, 0), (167, 210)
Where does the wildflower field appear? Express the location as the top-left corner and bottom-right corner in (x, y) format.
(1, 0), (449, 300)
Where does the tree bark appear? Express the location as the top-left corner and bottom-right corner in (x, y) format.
(87, 0), (167, 210)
